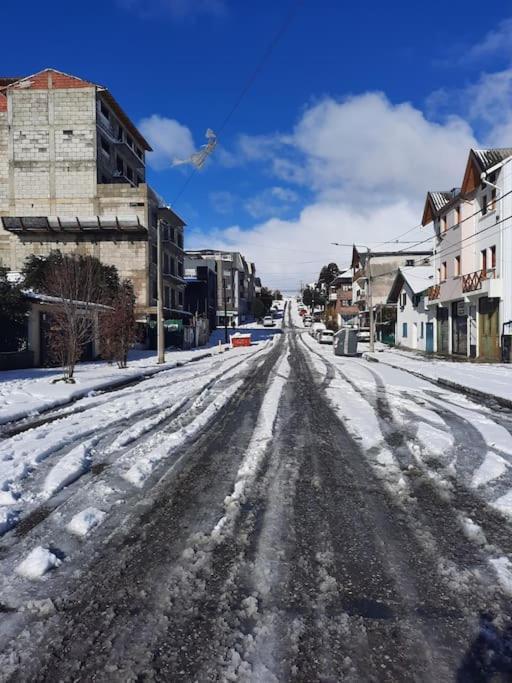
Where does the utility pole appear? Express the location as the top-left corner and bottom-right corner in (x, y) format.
(223, 273), (228, 344)
(157, 219), (165, 364)
(367, 247), (375, 353)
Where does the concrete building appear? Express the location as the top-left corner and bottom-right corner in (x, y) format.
(325, 269), (359, 329)
(422, 148), (512, 360)
(184, 255), (218, 332)
(186, 249), (256, 326)
(0, 68), (187, 328)
(351, 249), (432, 342)
(387, 266), (436, 352)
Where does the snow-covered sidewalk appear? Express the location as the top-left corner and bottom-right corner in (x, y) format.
(364, 345), (512, 407)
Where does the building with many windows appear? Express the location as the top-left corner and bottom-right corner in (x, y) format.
(0, 68), (187, 331)
(422, 148), (512, 360)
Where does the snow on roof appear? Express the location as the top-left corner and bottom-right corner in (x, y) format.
(22, 290), (112, 310)
(400, 266), (434, 294)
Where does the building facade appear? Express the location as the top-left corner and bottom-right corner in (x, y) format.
(352, 249), (432, 342)
(325, 269), (359, 328)
(0, 68), (187, 327)
(422, 148), (512, 360)
(185, 249), (256, 326)
(184, 255), (218, 332)
(387, 266), (436, 352)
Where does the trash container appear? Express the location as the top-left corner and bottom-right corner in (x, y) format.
(230, 333), (252, 348)
(334, 328), (358, 356)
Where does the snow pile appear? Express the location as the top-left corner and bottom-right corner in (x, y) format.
(212, 346), (290, 542)
(42, 440), (95, 499)
(16, 546), (62, 579)
(67, 507), (106, 537)
(122, 380), (244, 487)
(490, 557), (512, 595)
(472, 452), (509, 488)
(460, 516), (487, 546)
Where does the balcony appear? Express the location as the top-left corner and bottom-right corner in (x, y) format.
(328, 292), (338, 302)
(462, 268), (494, 293)
(428, 284), (440, 301)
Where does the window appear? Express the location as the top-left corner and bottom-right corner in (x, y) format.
(170, 228), (175, 243)
(163, 253), (169, 274)
(63, 129), (73, 136)
(171, 288), (176, 309)
(170, 258), (176, 276)
(151, 245), (158, 265)
(126, 134), (134, 149)
(455, 205), (461, 226)
(177, 261), (184, 277)
(164, 286), (170, 309)
(420, 322), (424, 339)
(481, 249), (487, 273)
(437, 267), (441, 283)
(401, 292), (407, 307)
(412, 294), (421, 307)
(441, 261), (447, 281)
(152, 279), (157, 301)
(100, 136), (110, 156)
(481, 194), (488, 216)
(442, 215), (448, 232)
(454, 255), (461, 277)
(402, 323), (408, 338)
(178, 291), (183, 305)
(490, 245), (496, 270)
(116, 155), (124, 174)
(126, 166), (133, 181)
(405, 259), (414, 266)
(491, 188), (497, 211)
(178, 232), (184, 249)
(136, 147), (143, 160)
(100, 101), (110, 120)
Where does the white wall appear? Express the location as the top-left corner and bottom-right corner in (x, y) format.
(395, 281), (436, 352)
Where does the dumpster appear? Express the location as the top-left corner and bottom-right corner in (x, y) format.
(334, 328), (358, 356)
(230, 333), (252, 348)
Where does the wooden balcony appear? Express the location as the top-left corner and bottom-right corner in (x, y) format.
(428, 284), (440, 300)
(462, 268), (494, 294)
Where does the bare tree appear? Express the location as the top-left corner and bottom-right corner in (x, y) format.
(99, 280), (136, 369)
(45, 255), (104, 382)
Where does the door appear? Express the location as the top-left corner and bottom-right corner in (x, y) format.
(412, 322), (418, 349)
(426, 322), (434, 353)
(479, 297), (500, 361)
(437, 308), (449, 354)
(452, 301), (468, 356)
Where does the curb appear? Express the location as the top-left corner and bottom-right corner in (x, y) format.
(363, 352), (512, 410)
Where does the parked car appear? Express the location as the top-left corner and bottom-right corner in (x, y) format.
(263, 316), (275, 327)
(309, 322), (326, 337)
(303, 315), (313, 327)
(318, 329), (334, 344)
(356, 327), (370, 342)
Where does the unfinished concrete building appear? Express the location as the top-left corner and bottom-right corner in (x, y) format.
(0, 68), (187, 323)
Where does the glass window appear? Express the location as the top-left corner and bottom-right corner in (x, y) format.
(402, 323), (408, 338)
(490, 245), (496, 269)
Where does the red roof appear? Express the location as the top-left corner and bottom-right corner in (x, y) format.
(0, 94), (7, 112)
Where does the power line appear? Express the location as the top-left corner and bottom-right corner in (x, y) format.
(170, 0), (304, 208)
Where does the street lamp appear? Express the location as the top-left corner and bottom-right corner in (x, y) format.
(331, 242), (375, 353)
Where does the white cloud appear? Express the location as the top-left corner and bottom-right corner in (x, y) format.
(466, 17), (512, 61)
(138, 115), (196, 170)
(117, 0), (226, 20)
(245, 186), (298, 219)
(189, 199), (424, 290)
(190, 91), (482, 289)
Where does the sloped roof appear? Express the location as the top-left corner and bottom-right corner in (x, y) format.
(461, 148), (512, 194)
(387, 265), (434, 303)
(421, 189), (460, 226)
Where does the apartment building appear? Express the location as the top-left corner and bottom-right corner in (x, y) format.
(352, 249), (432, 342)
(325, 269), (359, 328)
(422, 148), (512, 360)
(0, 68), (187, 326)
(185, 249), (256, 326)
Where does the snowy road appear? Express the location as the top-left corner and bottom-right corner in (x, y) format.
(2, 305), (512, 681)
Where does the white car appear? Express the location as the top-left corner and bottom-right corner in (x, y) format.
(309, 322), (326, 337)
(263, 316), (275, 327)
(318, 329), (334, 344)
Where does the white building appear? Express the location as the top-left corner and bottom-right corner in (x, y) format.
(387, 266), (436, 352)
(423, 148), (512, 360)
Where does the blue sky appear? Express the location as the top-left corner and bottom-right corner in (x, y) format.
(4, 0), (512, 289)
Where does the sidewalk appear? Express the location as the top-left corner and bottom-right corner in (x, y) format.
(363, 345), (512, 408)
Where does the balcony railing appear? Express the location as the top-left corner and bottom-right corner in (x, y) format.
(428, 284), (440, 300)
(462, 268), (495, 293)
